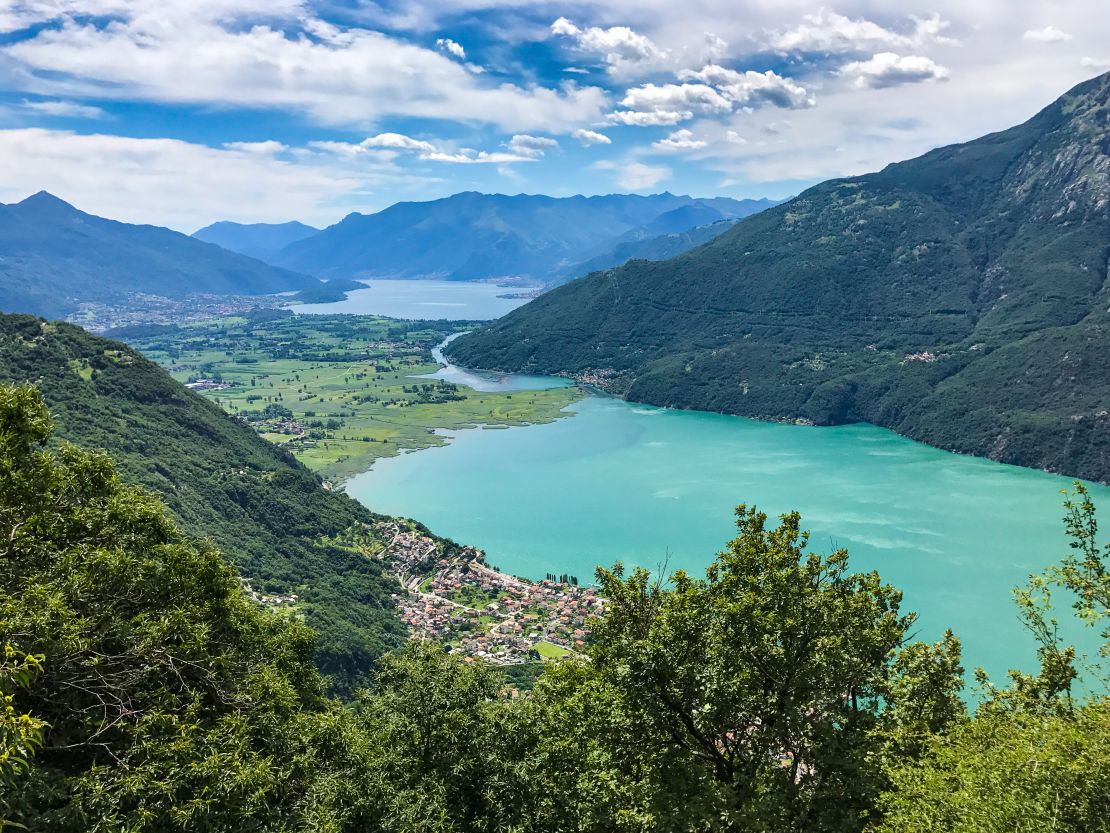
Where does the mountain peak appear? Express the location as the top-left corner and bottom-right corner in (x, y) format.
(17, 190), (78, 213)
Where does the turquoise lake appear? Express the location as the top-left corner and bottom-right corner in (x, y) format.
(348, 391), (1110, 685)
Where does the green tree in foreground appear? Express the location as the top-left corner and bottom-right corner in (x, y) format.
(0, 383), (374, 831)
(878, 484), (1110, 833)
(520, 508), (965, 833)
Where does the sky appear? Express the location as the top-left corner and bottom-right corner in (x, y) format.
(0, 0), (1105, 232)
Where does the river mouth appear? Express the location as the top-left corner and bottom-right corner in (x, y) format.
(347, 352), (1110, 687)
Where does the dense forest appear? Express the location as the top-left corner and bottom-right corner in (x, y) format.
(3, 382), (1108, 831)
(0, 313), (459, 693)
(449, 72), (1110, 483)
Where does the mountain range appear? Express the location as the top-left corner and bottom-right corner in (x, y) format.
(262, 192), (779, 283)
(449, 71), (1110, 483)
(0, 192), (315, 319)
(192, 219), (320, 261)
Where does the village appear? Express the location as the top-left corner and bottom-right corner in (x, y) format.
(372, 521), (605, 665)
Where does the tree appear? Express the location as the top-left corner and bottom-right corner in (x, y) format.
(549, 506), (916, 833)
(355, 642), (536, 833)
(0, 383), (374, 831)
(0, 645), (45, 827)
(878, 484), (1110, 833)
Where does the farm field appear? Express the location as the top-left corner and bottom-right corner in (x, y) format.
(120, 311), (581, 482)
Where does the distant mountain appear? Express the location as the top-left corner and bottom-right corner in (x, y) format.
(0, 192), (316, 318)
(450, 72), (1110, 482)
(272, 192), (777, 283)
(192, 219), (320, 261)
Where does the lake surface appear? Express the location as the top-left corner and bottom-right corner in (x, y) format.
(294, 279), (535, 320)
(348, 392), (1110, 684)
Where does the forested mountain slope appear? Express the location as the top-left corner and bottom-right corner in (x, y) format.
(0, 193), (315, 319)
(272, 191), (774, 282)
(450, 72), (1110, 483)
(0, 313), (410, 689)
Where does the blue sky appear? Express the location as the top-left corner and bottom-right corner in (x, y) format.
(0, 0), (1105, 231)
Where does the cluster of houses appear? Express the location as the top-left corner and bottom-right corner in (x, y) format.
(372, 521), (604, 665)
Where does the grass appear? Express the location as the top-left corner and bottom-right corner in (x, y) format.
(532, 641), (572, 660)
(123, 313), (582, 482)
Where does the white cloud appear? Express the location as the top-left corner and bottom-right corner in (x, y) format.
(768, 9), (955, 55)
(608, 81), (732, 126)
(362, 132), (438, 153)
(609, 65), (812, 127)
(1024, 26), (1073, 43)
(571, 128), (611, 145)
(651, 128), (706, 152)
(1082, 56), (1110, 70)
(839, 53), (950, 89)
(726, 130), (747, 145)
(312, 132), (540, 165)
(506, 134), (558, 158)
(0, 127), (411, 230)
(223, 140), (287, 154)
(1, 7), (606, 132)
(20, 98), (106, 118)
(679, 66), (815, 109)
(550, 16), (670, 76)
(593, 159), (670, 190)
(435, 37), (466, 59)
(607, 109), (689, 126)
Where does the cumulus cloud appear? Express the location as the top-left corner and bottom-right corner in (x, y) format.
(1082, 56), (1110, 69)
(1, 6), (606, 132)
(1024, 26), (1073, 43)
(20, 98), (106, 118)
(768, 9), (955, 55)
(550, 16), (669, 76)
(362, 132), (438, 153)
(571, 128), (611, 145)
(435, 37), (466, 59)
(609, 66), (813, 126)
(679, 66), (815, 109)
(594, 159), (670, 190)
(506, 134), (558, 158)
(839, 53), (950, 89)
(651, 128), (707, 152)
(311, 132), (541, 165)
(608, 81), (731, 125)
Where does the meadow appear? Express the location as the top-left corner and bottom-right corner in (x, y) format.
(121, 311), (581, 482)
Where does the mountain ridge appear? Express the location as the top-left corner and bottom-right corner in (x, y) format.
(192, 219), (320, 261)
(270, 191), (779, 282)
(448, 72), (1110, 482)
(0, 193), (316, 319)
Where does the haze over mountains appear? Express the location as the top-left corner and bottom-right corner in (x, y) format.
(450, 71), (1110, 483)
(0, 192), (315, 319)
(244, 192), (779, 284)
(192, 220), (320, 262)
